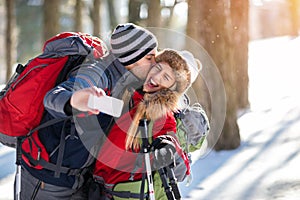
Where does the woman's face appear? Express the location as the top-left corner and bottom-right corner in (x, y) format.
(143, 62), (176, 93)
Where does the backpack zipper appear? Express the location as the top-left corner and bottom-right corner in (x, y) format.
(11, 64), (48, 90)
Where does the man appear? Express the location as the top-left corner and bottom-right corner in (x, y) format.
(19, 23), (158, 200)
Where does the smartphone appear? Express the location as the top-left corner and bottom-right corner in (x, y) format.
(87, 94), (124, 117)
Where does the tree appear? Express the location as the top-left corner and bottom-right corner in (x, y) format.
(187, 0), (240, 150)
(43, 0), (60, 41)
(147, 0), (161, 27)
(16, 0), (43, 63)
(128, 0), (142, 24)
(230, 0), (249, 109)
(92, 0), (101, 36)
(74, 0), (83, 32)
(107, 0), (117, 29)
(5, 0), (16, 81)
(289, 0), (299, 36)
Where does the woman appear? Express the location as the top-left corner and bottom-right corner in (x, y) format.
(91, 49), (192, 200)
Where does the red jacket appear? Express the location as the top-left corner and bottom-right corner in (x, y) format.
(93, 90), (190, 189)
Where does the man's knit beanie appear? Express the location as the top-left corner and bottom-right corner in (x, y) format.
(110, 23), (158, 66)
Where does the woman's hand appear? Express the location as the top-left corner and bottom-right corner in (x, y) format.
(151, 135), (177, 169)
(70, 86), (106, 115)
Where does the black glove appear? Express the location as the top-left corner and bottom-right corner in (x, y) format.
(151, 135), (177, 170)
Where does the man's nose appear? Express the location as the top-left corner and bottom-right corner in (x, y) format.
(151, 57), (156, 65)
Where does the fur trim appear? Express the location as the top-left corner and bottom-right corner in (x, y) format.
(126, 89), (179, 150)
(141, 89), (179, 120)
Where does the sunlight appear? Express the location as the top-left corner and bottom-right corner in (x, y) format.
(248, 37), (300, 112)
(174, 2), (188, 17)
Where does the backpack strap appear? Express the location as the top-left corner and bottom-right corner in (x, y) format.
(54, 117), (70, 177)
(26, 116), (73, 137)
(21, 115), (90, 177)
(104, 177), (149, 200)
(22, 150), (87, 176)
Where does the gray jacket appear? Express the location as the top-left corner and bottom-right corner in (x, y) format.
(44, 53), (142, 118)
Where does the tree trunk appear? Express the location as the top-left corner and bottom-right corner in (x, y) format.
(93, 0), (101, 36)
(43, 0), (60, 41)
(128, 0), (141, 24)
(74, 0), (83, 32)
(147, 0), (161, 27)
(107, 0), (117, 29)
(5, 0), (16, 81)
(230, 0), (249, 109)
(289, 0), (299, 36)
(187, 0), (240, 150)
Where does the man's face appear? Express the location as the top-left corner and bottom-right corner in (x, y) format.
(126, 49), (157, 80)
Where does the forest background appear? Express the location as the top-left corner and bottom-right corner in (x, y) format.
(0, 0), (299, 151)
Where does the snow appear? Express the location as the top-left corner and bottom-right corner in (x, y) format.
(178, 36), (300, 200)
(1, 36), (300, 199)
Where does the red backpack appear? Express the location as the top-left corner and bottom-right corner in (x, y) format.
(0, 32), (107, 148)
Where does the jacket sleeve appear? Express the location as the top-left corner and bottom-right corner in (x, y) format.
(44, 63), (110, 118)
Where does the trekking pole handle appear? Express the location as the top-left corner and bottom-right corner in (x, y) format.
(16, 137), (23, 165)
(140, 118), (155, 200)
(15, 137), (23, 200)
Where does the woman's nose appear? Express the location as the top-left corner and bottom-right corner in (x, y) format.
(152, 73), (161, 84)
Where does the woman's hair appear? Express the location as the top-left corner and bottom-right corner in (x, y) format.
(125, 49), (191, 151)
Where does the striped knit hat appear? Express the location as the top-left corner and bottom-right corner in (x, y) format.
(110, 23), (158, 66)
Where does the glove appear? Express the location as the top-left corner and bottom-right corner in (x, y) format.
(151, 135), (177, 170)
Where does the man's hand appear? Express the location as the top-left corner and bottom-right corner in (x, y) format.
(70, 86), (106, 115)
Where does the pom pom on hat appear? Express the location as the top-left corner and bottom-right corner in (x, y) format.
(177, 51), (202, 109)
(178, 50), (202, 85)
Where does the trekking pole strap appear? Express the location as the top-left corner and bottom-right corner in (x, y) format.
(166, 166), (181, 200)
(140, 173), (146, 200)
(158, 168), (174, 200)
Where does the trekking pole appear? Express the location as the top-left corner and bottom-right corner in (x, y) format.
(139, 118), (155, 200)
(166, 166), (181, 200)
(158, 168), (174, 200)
(15, 137), (23, 200)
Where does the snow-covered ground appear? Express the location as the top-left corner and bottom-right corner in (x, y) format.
(1, 36), (300, 200)
(178, 36), (300, 200)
